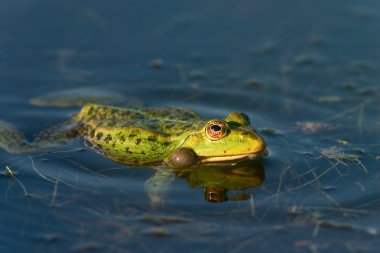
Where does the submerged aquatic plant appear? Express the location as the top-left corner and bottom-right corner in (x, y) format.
(320, 146), (367, 173)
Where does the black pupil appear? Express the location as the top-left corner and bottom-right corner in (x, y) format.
(211, 125), (222, 132)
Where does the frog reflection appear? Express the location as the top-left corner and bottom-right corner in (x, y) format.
(176, 160), (265, 202)
(144, 160), (265, 206)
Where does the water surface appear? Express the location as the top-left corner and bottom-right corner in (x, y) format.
(0, 1), (380, 252)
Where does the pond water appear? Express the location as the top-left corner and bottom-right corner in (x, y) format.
(1, 0), (380, 252)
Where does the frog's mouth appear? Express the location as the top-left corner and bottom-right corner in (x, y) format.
(200, 151), (264, 163)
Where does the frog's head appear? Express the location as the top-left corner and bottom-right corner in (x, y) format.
(167, 112), (266, 168)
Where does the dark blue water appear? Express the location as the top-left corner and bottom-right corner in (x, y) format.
(1, 0), (380, 252)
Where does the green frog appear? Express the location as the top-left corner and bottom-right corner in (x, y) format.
(0, 103), (266, 168)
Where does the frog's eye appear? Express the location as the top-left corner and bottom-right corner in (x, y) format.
(205, 120), (228, 141)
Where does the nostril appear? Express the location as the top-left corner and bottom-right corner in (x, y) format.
(241, 131), (249, 136)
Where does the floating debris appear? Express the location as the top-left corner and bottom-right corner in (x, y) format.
(3, 165), (29, 196)
(319, 185), (337, 192)
(316, 96), (342, 103)
(1, 165), (18, 177)
(139, 215), (190, 225)
(296, 122), (338, 133)
(366, 227), (379, 236)
(141, 227), (170, 237)
(149, 58), (164, 68)
(308, 35), (326, 46)
(337, 139), (349, 145)
(314, 218), (379, 237)
(272, 225), (286, 232)
(320, 146), (367, 173)
(293, 240), (320, 250)
(188, 70), (208, 80)
(294, 54), (323, 65)
(289, 205), (299, 216)
(341, 82), (355, 91)
(280, 65), (292, 75)
(71, 242), (102, 253)
(321, 147), (359, 161)
(37, 233), (62, 243)
(4, 165), (15, 176)
(246, 78), (262, 88)
(251, 41), (277, 56)
(357, 87), (378, 96)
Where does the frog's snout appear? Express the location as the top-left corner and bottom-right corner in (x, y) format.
(241, 131), (266, 154)
(256, 136), (266, 153)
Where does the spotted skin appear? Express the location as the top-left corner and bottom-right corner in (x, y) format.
(75, 104), (205, 165)
(0, 103), (266, 167)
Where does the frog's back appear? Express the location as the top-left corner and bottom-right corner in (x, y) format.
(74, 104), (205, 165)
(75, 104), (205, 135)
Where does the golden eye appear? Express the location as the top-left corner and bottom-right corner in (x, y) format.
(205, 120), (228, 141)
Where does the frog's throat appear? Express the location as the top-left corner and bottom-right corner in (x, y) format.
(200, 152), (261, 163)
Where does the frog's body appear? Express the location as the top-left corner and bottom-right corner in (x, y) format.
(0, 104), (266, 168)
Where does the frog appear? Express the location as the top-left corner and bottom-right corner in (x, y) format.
(0, 90), (267, 206)
(0, 103), (266, 169)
